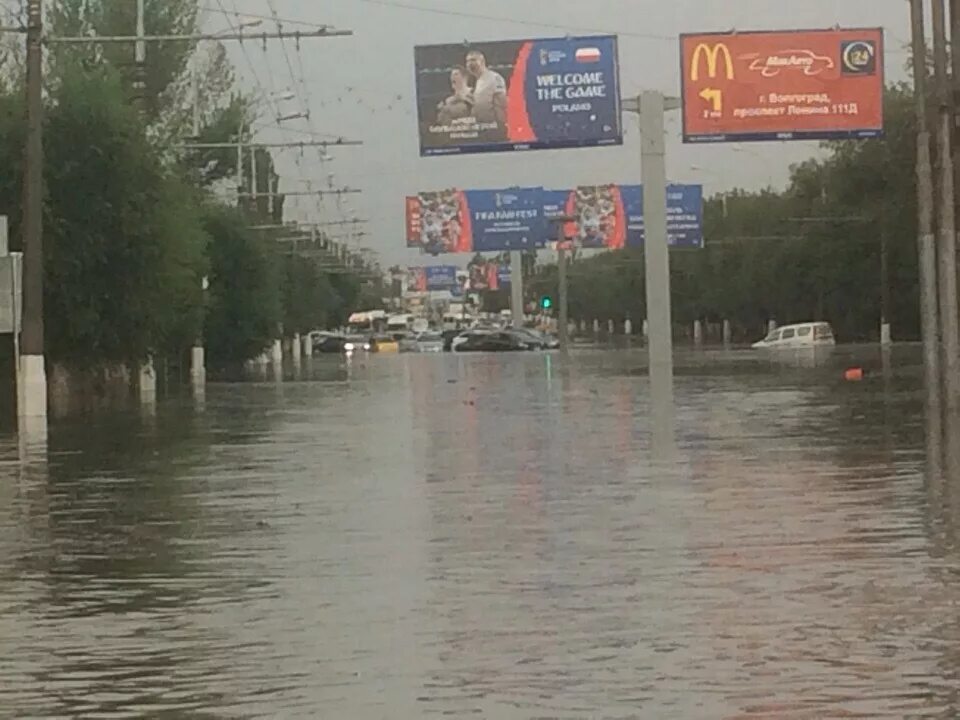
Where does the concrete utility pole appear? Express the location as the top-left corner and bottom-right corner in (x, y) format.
(639, 91), (675, 383)
(20, 0), (46, 425)
(509, 250), (524, 328)
(910, 0), (941, 396)
(932, 0), (960, 407)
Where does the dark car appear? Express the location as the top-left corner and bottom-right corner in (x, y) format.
(456, 331), (531, 353)
(313, 334), (349, 354)
(508, 328), (557, 350)
(441, 329), (461, 352)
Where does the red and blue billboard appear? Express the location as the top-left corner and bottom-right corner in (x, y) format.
(415, 35), (623, 156)
(407, 265), (459, 292)
(544, 184), (704, 249)
(406, 188), (547, 254)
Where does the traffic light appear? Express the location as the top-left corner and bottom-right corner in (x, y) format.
(540, 295), (554, 310)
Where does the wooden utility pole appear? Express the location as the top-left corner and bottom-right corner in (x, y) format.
(912, 0), (942, 395)
(933, 0), (960, 407)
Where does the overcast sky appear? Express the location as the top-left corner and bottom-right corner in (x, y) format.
(208, 0), (914, 266)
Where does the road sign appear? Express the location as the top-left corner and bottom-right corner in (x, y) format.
(680, 28), (884, 143)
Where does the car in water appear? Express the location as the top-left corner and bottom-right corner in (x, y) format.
(510, 327), (560, 350)
(343, 335), (372, 353)
(450, 328), (492, 352)
(370, 334), (401, 353)
(314, 334), (348, 354)
(456, 331), (533, 353)
(411, 332), (445, 353)
(751, 322), (836, 350)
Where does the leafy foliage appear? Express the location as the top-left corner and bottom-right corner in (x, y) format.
(534, 85), (921, 342)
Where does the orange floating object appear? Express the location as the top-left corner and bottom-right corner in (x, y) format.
(844, 367), (864, 382)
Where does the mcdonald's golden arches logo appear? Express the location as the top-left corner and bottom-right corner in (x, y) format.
(691, 43), (734, 82)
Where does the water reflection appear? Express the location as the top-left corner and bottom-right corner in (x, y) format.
(1, 347), (960, 717)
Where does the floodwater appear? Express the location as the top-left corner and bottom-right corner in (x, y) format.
(2, 345), (960, 718)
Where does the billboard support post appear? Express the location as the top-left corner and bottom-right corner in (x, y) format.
(636, 91), (676, 385)
(510, 250), (524, 328)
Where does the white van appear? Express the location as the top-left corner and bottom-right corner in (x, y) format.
(752, 322), (836, 349)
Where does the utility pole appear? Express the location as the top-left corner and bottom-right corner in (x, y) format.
(933, 0), (960, 408)
(134, 0), (146, 106)
(509, 250), (524, 328)
(638, 91), (675, 384)
(910, 0), (941, 396)
(19, 0), (45, 424)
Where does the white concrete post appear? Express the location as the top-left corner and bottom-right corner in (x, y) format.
(139, 355), (156, 404)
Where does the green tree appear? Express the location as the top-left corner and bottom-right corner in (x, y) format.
(203, 206), (280, 371)
(38, 66), (208, 367)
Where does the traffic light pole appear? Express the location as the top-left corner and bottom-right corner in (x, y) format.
(510, 250), (524, 328)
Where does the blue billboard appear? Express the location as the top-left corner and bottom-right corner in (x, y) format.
(623, 185), (704, 249)
(466, 188), (547, 252)
(407, 187), (547, 253)
(415, 35), (623, 156)
(424, 265), (459, 290)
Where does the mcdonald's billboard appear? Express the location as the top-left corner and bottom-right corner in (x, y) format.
(681, 28), (884, 143)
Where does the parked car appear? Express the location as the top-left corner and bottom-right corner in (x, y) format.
(752, 322), (836, 350)
(456, 331), (532, 353)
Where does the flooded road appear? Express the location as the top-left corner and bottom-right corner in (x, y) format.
(2, 346), (960, 718)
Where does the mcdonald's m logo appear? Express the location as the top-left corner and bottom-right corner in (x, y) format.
(691, 43), (734, 82)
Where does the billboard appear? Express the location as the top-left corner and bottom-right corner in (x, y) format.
(406, 188), (547, 254)
(407, 265), (459, 292)
(680, 28), (884, 143)
(545, 184), (704, 249)
(414, 35), (623, 156)
(468, 260), (508, 291)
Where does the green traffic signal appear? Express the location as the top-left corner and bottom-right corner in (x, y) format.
(540, 296), (553, 310)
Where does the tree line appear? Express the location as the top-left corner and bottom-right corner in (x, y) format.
(0, 0), (377, 381)
(529, 85), (921, 344)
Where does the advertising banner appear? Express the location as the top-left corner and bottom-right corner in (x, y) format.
(406, 188), (547, 254)
(468, 260), (508, 291)
(414, 35), (623, 156)
(547, 184), (704, 249)
(681, 28), (884, 143)
(425, 265), (459, 291)
(407, 266), (460, 292)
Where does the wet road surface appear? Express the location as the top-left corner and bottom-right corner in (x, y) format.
(2, 346), (960, 718)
